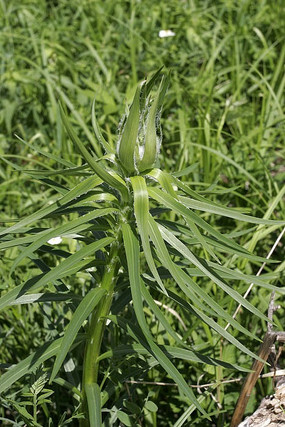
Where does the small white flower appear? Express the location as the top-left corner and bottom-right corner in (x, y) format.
(159, 30), (175, 38)
(47, 236), (62, 245)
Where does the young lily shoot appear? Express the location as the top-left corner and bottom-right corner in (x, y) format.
(0, 70), (284, 427)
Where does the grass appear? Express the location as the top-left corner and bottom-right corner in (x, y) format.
(0, 0), (284, 426)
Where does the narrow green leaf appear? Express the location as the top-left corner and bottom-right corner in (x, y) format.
(86, 383), (102, 427)
(173, 395), (206, 427)
(0, 175), (103, 237)
(91, 99), (114, 154)
(50, 287), (106, 382)
(158, 223), (271, 322)
(121, 223), (206, 416)
(148, 168), (206, 202)
(186, 217), (221, 264)
(188, 142), (263, 188)
(11, 208), (117, 272)
(0, 233), (42, 251)
(98, 340), (250, 372)
(151, 181), (219, 264)
(53, 377), (82, 399)
(140, 281), (187, 348)
(130, 176), (166, 293)
(25, 165), (90, 178)
(0, 237), (113, 311)
(208, 261), (284, 292)
(148, 217), (267, 359)
(15, 134), (75, 168)
(138, 75), (169, 172)
(148, 186), (252, 254)
(180, 196), (285, 225)
(118, 86), (141, 174)
(157, 219), (276, 264)
(9, 404), (36, 423)
(147, 168), (177, 198)
(172, 163), (199, 178)
(8, 292), (81, 306)
(0, 336), (85, 394)
(59, 102), (129, 201)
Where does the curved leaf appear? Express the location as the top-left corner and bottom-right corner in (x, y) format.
(60, 102), (129, 201)
(130, 175), (166, 293)
(50, 287), (106, 382)
(148, 186), (255, 254)
(148, 217), (268, 360)
(158, 222), (271, 322)
(180, 196), (285, 225)
(0, 175), (102, 237)
(121, 223), (206, 416)
(0, 237), (114, 311)
(91, 98), (114, 155)
(118, 86), (141, 174)
(11, 207), (117, 272)
(138, 75), (169, 172)
(0, 335), (85, 394)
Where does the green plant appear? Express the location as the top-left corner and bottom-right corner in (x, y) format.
(0, 69), (284, 426)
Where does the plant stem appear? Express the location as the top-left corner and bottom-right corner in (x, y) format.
(81, 241), (120, 426)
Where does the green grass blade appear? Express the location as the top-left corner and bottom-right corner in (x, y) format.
(25, 165), (90, 178)
(158, 219), (276, 264)
(188, 142), (263, 188)
(98, 341), (250, 372)
(0, 233), (43, 250)
(15, 134), (76, 168)
(207, 260), (284, 292)
(173, 395), (206, 427)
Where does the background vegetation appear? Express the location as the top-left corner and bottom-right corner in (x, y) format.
(0, 0), (284, 425)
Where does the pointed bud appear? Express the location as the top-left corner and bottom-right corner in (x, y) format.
(117, 70), (169, 176)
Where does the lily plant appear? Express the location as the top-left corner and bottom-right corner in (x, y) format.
(0, 69), (284, 426)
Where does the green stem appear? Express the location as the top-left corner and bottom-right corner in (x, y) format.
(81, 242), (120, 426)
